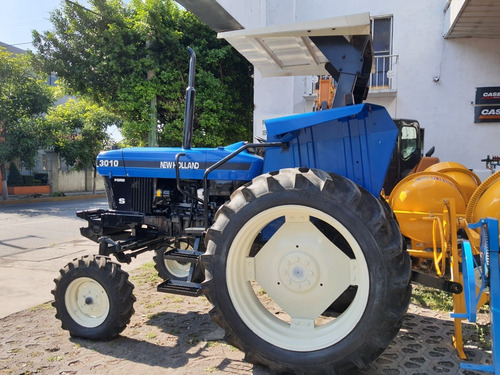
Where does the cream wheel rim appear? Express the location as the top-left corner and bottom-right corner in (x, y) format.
(164, 241), (193, 278)
(65, 277), (110, 328)
(226, 205), (370, 351)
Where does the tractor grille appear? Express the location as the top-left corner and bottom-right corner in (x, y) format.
(130, 178), (153, 214)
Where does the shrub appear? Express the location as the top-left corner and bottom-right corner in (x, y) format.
(22, 175), (36, 186)
(7, 162), (23, 186)
(34, 173), (48, 184)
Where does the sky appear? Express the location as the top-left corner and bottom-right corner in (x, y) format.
(0, 0), (142, 50)
(0, 0), (125, 141)
(0, 1), (73, 49)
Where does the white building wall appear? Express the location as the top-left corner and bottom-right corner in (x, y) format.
(218, 0), (500, 172)
(216, 0), (267, 29)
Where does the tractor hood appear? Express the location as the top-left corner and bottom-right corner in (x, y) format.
(96, 141), (263, 181)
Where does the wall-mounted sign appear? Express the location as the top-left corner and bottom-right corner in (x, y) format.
(476, 87), (500, 106)
(475, 86), (500, 123)
(475, 106), (500, 123)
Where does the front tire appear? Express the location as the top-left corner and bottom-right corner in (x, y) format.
(202, 168), (411, 374)
(153, 238), (194, 280)
(52, 255), (135, 340)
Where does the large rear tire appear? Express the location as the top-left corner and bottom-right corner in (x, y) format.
(52, 255), (135, 340)
(202, 168), (411, 374)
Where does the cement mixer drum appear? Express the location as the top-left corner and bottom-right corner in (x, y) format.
(467, 171), (500, 225)
(425, 162), (481, 204)
(389, 171), (467, 244)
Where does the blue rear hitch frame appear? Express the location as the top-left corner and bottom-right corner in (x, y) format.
(455, 218), (500, 373)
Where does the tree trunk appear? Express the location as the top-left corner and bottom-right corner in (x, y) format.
(1, 163), (8, 200)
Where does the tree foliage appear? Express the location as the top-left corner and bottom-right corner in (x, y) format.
(45, 98), (121, 171)
(33, 0), (253, 148)
(0, 47), (54, 199)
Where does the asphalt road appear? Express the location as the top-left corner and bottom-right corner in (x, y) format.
(0, 198), (107, 257)
(0, 198), (151, 318)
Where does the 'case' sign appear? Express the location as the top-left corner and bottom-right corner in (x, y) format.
(476, 87), (500, 105)
(475, 87), (500, 123)
(474, 106), (500, 123)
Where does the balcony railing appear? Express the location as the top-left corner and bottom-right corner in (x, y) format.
(303, 54), (399, 105)
(369, 54), (399, 94)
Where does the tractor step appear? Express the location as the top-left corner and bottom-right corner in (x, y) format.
(157, 279), (202, 297)
(163, 248), (202, 263)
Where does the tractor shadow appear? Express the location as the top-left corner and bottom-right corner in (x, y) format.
(72, 302), (490, 374)
(72, 309), (269, 374)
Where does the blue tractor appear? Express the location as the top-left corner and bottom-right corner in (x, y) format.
(52, 15), (411, 374)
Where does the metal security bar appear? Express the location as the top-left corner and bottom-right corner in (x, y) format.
(369, 54), (399, 92)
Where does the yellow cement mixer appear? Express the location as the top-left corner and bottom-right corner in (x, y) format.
(425, 161), (481, 204)
(388, 162), (486, 251)
(388, 167), (500, 359)
(466, 171), (500, 226)
(388, 170), (468, 248)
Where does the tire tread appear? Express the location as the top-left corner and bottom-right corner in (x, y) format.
(52, 255), (135, 341)
(202, 168), (411, 374)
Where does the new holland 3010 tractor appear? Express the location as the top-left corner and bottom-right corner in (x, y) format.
(52, 14), (412, 374)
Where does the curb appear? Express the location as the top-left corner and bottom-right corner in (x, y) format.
(0, 193), (106, 206)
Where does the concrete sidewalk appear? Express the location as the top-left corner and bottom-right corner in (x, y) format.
(0, 237), (153, 319)
(0, 191), (106, 206)
(0, 191), (151, 319)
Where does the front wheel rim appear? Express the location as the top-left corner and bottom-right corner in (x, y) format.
(164, 241), (193, 278)
(226, 205), (370, 352)
(65, 277), (110, 328)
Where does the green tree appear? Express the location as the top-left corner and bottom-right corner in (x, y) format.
(33, 0), (253, 148)
(46, 98), (122, 193)
(0, 47), (54, 200)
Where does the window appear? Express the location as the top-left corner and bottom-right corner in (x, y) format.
(400, 125), (418, 160)
(371, 17), (394, 89)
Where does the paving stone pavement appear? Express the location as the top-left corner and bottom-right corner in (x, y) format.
(356, 303), (491, 375)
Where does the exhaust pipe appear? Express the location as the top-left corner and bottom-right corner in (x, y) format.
(183, 47), (196, 150)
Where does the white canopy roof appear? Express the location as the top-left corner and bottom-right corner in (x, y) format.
(218, 13), (371, 77)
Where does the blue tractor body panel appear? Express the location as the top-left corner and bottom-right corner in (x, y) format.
(96, 104), (396, 198)
(96, 141), (263, 182)
(262, 103), (398, 196)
